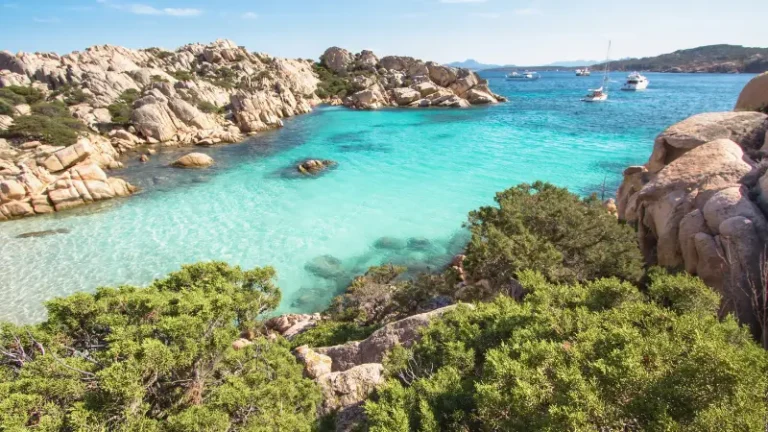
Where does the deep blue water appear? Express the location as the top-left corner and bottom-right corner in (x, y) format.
(0, 71), (753, 323)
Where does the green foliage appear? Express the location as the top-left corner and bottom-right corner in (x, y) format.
(151, 75), (169, 83)
(290, 320), (379, 349)
(0, 262), (321, 431)
(170, 70), (195, 81)
(313, 63), (356, 99)
(366, 270), (768, 431)
(49, 85), (92, 106)
(107, 89), (141, 125)
(0, 99), (12, 116)
(647, 267), (720, 315)
(0, 85), (44, 105)
(464, 181), (644, 289)
(197, 100), (224, 114)
(31, 101), (70, 118)
(3, 114), (84, 146)
(156, 50), (174, 60)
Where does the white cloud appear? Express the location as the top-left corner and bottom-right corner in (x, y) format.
(241, 11), (258, 19)
(440, 0), (487, 3)
(513, 7), (540, 15)
(98, 1), (202, 17)
(470, 12), (500, 18)
(33, 17), (61, 23)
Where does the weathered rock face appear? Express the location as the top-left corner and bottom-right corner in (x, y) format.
(321, 47), (355, 74)
(318, 48), (503, 110)
(171, 152), (214, 168)
(646, 112), (768, 172)
(0, 159), (135, 221)
(735, 72), (768, 112)
(617, 108), (768, 337)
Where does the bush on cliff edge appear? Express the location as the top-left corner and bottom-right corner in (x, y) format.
(464, 181), (644, 288)
(0, 262), (321, 431)
(365, 269), (768, 431)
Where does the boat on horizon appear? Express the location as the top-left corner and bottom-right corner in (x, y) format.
(506, 71), (540, 80)
(582, 42), (612, 103)
(575, 68), (591, 76)
(621, 72), (649, 91)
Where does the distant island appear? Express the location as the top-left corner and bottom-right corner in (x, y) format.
(453, 44), (768, 74)
(593, 44), (768, 73)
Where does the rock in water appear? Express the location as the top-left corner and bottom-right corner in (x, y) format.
(407, 237), (432, 251)
(305, 255), (344, 279)
(171, 153), (214, 169)
(373, 236), (407, 250)
(16, 228), (70, 239)
(296, 159), (336, 175)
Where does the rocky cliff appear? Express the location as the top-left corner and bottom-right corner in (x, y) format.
(617, 72), (768, 340)
(318, 47), (506, 109)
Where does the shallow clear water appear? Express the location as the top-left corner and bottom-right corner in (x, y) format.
(0, 71), (753, 323)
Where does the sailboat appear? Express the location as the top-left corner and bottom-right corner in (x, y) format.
(582, 41), (611, 103)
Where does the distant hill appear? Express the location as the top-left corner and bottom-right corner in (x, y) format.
(446, 59), (509, 70)
(593, 44), (768, 73)
(544, 60), (599, 67)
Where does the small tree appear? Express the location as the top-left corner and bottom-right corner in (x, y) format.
(464, 181), (644, 288)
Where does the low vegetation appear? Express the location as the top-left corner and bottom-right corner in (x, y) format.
(3, 101), (85, 146)
(365, 269), (768, 431)
(0, 262), (321, 431)
(464, 182), (644, 287)
(313, 64), (357, 99)
(0, 86), (45, 116)
(107, 88), (141, 125)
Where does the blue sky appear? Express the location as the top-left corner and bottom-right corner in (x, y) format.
(1, 0), (766, 65)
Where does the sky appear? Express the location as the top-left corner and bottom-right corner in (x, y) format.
(0, 0), (766, 66)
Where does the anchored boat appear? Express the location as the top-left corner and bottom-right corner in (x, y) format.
(582, 42), (612, 103)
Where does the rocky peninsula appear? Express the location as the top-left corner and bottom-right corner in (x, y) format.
(0, 40), (502, 221)
(617, 71), (768, 341)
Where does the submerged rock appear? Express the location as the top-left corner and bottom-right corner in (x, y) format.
(171, 152), (214, 169)
(373, 236), (407, 250)
(16, 228), (70, 239)
(407, 237), (433, 251)
(305, 255), (344, 279)
(296, 159), (337, 175)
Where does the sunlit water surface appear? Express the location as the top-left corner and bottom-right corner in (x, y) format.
(0, 72), (753, 322)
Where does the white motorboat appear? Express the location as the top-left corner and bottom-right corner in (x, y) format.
(621, 72), (649, 91)
(575, 68), (591, 76)
(582, 42), (611, 103)
(506, 71), (540, 80)
(582, 86), (608, 102)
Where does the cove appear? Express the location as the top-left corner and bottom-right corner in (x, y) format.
(0, 71), (753, 323)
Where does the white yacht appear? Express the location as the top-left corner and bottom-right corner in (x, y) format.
(506, 71), (540, 80)
(621, 72), (649, 91)
(575, 68), (591, 76)
(582, 42), (611, 103)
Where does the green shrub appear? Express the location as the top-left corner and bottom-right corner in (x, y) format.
(107, 89), (141, 125)
(31, 101), (70, 117)
(365, 270), (768, 431)
(464, 181), (644, 288)
(0, 99), (12, 116)
(49, 85), (92, 106)
(151, 74), (169, 83)
(313, 63), (356, 98)
(0, 85), (44, 105)
(170, 70), (195, 81)
(0, 262), (321, 431)
(290, 320), (380, 349)
(197, 100), (223, 114)
(4, 114), (84, 145)
(156, 50), (174, 60)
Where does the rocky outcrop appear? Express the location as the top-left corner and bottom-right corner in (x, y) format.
(297, 159), (336, 175)
(264, 313), (322, 339)
(735, 72), (768, 112)
(171, 152), (214, 168)
(617, 107), (768, 336)
(319, 48), (504, 110)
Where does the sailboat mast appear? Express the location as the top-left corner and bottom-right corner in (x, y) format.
(603, 41), (612, 89)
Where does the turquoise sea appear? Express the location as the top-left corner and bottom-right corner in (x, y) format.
(0, 71), (753, 323)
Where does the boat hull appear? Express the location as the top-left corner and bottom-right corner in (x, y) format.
(581, 95), (608, 102)
(621, 81), (649, 91)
